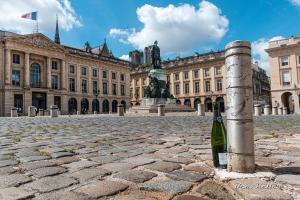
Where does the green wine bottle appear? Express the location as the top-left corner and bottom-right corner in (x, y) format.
(211, 103), (227, 169)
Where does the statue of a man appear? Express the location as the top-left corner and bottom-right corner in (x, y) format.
(151, 41), (161, 69)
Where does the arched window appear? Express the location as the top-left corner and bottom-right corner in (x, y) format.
(30, 63), (41, 87)
(102, 99), (109, 113)
(68, 98), (77, 114)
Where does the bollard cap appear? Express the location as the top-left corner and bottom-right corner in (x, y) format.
(254, 104), (261, 107)
(264, 105), (271, 108)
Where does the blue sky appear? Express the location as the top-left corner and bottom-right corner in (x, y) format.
(1, 0), (300, 71)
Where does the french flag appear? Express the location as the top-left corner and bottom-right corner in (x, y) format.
(21, 12), (37, 20)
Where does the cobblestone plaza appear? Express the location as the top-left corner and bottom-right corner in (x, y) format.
(0, 113), (299, 199)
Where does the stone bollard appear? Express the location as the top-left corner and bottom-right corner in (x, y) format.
(77, 111), (80, 115)
(93, 111), (97, 115)
(197, 104), (205, 116)
(157, 104), (165, 116)
(254, 104), (261, 116)
(117, 104), (124, 116)
(50, 105), (58, 118)
(272, 106), (278, 115)
(38, 109), (44, 116)
(278, 107), (283, 115)
(28, 106), (36, 117)
(11, 107), (18, 117)
(264, 105), (271, 115)
(225, 41), (255, 173)
(283, 107), (288, 115)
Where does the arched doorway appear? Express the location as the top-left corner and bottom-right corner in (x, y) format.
(121, 100), (126, 113)
(30, 63), (41, 87)
(135, 102), (140, 106)
(205, 98), (213, 112)
(102, 99), (109, 113)
(68, 98), (77, 114)
(216, 97), (225, 112)
(81, 98), (89, 114)
(112, 100), (118, 113)
(194, 98), (201, 110)
(92, 99), (100, 113)
(176, 99), (181, 105)
(281, 92), (294, 114)
(184, 99), (191, 107)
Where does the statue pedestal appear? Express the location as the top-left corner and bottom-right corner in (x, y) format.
(149, 69), (167, 82)
(143, 98), (166, 106)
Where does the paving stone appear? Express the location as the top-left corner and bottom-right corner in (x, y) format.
(140, 180), (192, 196)
(33, 191), (90, 200)
(0, 160), (18, 167)
(109, 192), (159, 200)
(0, 187), (34, 200)
(74, 180), (128, 198)
(19, 156), (49, 163)
(163, 157), (193, 165)
(183, 164), (213, 175)
(71, 167), (111, 182)
(30, 166), (67, 178)
(50, 156), (80, 165)
(144, 161), (181, 173)
(89, 155), (120, 164)
(51, 151), (74, 158)
(101, 162), (137, 172)
(63, 160), (98, 172)
(174, 195), (210, 200)
(113, 170), (157, 183)
(0, 174), (32, 188)
(121, 156), (156, 166)
(229, 178), (292, 200)
(274, 166), (300, 174)
(166, 170), (207, 182)
(26, 176), (78, 193)
(40, 147), (65, 154)
(19, 161), (56, 171)
(0, 166), (16, 175)
(275, 174), (300, 186)
(197, 180), (235, 200)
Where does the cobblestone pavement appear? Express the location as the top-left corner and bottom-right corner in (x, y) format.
(0, 113), (299, 200)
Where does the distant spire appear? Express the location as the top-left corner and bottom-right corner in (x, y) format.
(54, 14), (60, 44)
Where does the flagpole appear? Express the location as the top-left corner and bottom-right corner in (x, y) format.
(36, 11), (39, 33)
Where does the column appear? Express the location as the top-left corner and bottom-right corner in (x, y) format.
(61, 60), (66, 90)
(294, 93), (300, 115)
(5, 49), (11, 85)
(25, 53), (30, 87)
(47, 57), (51, 88)
(132, 79), (136, 100)
(139, 77), (143, 100)
(169, 72), (174, 95)
(88, 68), (92, 95)
(226, 41), (255, 173)
(77, 66), (81, 93)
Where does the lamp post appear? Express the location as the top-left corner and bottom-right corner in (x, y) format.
(93, 89), (100, 113)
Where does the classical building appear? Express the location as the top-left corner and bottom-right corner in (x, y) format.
(266, 36), (300, 114)
(130, 50), (271, 112)
(0, 22), (130, 117)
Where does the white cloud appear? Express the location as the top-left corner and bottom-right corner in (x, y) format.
(109, 1), (229, 54)
(0, 0), (82, 34)
(290, 0), (300, 7)
(251, 36), (285, 73)
(119, 54), (130, 61)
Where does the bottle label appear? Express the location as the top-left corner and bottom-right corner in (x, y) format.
(218, 153), (228, 165)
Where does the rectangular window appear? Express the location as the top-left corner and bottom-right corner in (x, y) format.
(121, 84), (125, 96)
(52, 61), (58, 70)
(103, 82), (108, 94)
(282, 71), (291, 86)
(92, 69), (97, 77)
(112, 83), (117, 95)
(51, 75), (58, 89)
(175, 73), (179, 81)
(184, 83), (189, 94)
(194, 70), (199, 79)
(215, 67), (222, 75)
(216, 79), (222, 91)
(69, 78), (75, 92)
(112, 72), (116, 80)
(81, 67), (87, 76)
(204, 68), (210, 77)
(103, 71), (107, 79)
(184, 71), (189, 80)
(12, 69), (20, 86)
(93, 81), (98, 94)
(120, 74), (125, 81)
(281, 56), (289, 66)
(205, 80), (211, 92)
(194, 82), (200, 93)
(175, 84), (180, 95)
(12, 54), (20, 64)
(82, 80), (88, 93)
(69, 65), (75, 73)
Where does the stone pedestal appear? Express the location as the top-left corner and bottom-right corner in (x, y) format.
(278, 107), (283, 115)
(117, 104), (124, 116)
(157, 104), (165, 116)
(38, 109), (44, 116)
(28, 106), (36, 117)
(283, 107), (288, 115)
(11, 107), (17, 117)
(197, 104), (205, 116)
(77, 111), (80, 115)
(272, 106), (278, 115)
(254, 104), (261, 116)
(50, 105), (58, 118)
(264, 105), (271, 116)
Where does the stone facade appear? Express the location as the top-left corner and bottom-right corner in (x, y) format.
(266, 36), (300, 114)
(130, 51), (271, 112)
(0, 30), (130, 117)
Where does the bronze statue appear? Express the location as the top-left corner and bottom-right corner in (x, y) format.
(151, 41), (161, 69)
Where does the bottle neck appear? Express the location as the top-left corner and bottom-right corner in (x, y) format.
(213, 107), (222, 122)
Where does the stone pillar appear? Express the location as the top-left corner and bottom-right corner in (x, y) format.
(38, 109), (44, 116)
(272, 106), (278, 115)
(28, 106), (36, 117)
(254, 104), (261, 116)
(157, 104), (165, 116)
(61, 60), (66, 90)
(50, 105), (58, 118)
(225, 41), (255, 173)
(283, 107), (288, 115)
(94, 111), (97, 115)
(197, 104), (205, 116)
(278, 107), (283, 115)
(11, 107), (17, 117)
(5, 49), (11, 85)
(117, 104), (124, 116)
(47, 57), (51, 88)
(264, 105), (271, 115)
(25, 53), (30, 87)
